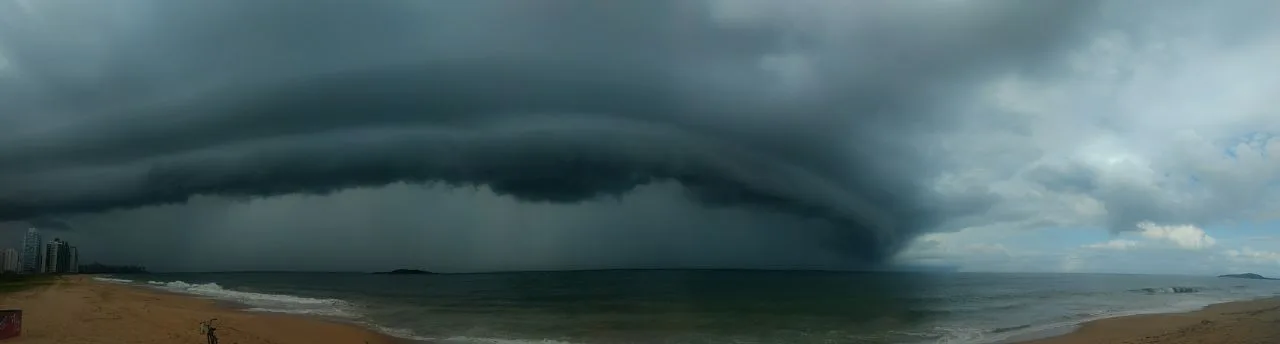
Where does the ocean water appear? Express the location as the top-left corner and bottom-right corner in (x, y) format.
(94, 271), (1280, 344)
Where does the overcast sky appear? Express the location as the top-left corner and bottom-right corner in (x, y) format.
(0, 0), (1277, 273)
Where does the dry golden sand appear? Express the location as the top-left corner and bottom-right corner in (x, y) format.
(1017, 297), (1280, 344)
(0, 276), (407, 344)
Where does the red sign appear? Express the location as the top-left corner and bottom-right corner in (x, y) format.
(0, 309), (21, 340)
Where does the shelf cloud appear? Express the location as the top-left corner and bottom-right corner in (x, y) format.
(1, 0), (1276, 270)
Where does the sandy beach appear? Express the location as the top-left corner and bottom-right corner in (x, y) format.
(0, 275), (406, 344)
(4, 275), (1280, 344)
(1017, 297), (1280, 344)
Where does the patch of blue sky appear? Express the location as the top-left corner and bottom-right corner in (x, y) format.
(1000, 226), (1109, 252)
(1221, 131), (1275, 160)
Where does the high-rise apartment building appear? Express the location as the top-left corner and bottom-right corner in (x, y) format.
(20, 228), (42, 273)
(69, 247), (79, 273)
(1, 248), (18, 272)
(43, 238), (72, 274)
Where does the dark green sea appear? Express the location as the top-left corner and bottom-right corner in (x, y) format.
(96, 270), (1280, 344)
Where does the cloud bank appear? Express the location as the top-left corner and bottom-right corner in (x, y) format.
(1, 0), (1277, 270)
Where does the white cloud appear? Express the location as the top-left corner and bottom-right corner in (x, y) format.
(898, 235), (1012, 261)
(1082, 222), (1217, 252)
(1060, 252), (1086, 273)
(897, 227), (1011, 268)
(893, 224), (1084, 273)
(1135, 222), (1216, 250)
(1084, 239), (1139, 250)
(1223, 247), (1280, 265)
(925, 3), (1280, 239)
(896, 221), (1280, 275)
(1059, 245), (1230, 275)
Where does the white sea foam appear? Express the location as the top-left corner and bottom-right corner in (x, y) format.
(145, 280), (358, 318)
(937, 297), (1267, 344)
(241, 306), (358, 318)
(92, 277), (134, 283)
(138, 279), (442, 341)
(364, 323), (435, 342)
(441, 337), (580, 344)
(931, 326), (987, 344)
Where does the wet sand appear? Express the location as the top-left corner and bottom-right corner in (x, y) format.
(0, 275), (407, 344)
(1017, 297), (1280, 344)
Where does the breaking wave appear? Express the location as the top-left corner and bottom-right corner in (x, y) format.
(440, 337), (581, 344)
(144, 280), (358, 318)
(1130, 287), (1206, 294)
(92, 277), (135, 283)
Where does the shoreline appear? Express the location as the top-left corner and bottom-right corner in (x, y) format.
(0, 275), (413, 344)
(8, 275), (1280, 343)
(1010, 296), (1280, 344)
(106, 276), (428, 343)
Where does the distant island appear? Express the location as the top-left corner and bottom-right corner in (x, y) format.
(1218, 273), (1277, 280)
(372, 269), (435, 275)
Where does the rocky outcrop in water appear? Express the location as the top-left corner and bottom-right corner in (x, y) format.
(1218, 273), (1277, 280)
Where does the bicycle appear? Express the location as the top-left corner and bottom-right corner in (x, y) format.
(198, 318), (219, 344)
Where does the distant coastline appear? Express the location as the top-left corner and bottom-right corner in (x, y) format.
(371, 269), (435, 275)
(77, 263), (148, 274)
(137, 267), (961, 275)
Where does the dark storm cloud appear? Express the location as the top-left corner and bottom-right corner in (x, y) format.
(25, 217), (73, 231)
(0, 1), (1101, 262)
(49, 183), (880, 272)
